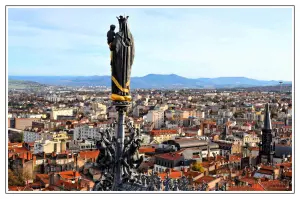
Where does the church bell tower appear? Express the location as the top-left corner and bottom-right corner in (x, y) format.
(259, 103), (275, 164)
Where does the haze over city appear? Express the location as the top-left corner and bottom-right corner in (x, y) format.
(8, 7), (293, 81)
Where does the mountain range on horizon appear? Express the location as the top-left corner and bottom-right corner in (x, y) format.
(8, 74), (292, 89)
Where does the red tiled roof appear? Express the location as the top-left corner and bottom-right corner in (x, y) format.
(139, 146), (155, 154)
(8, 186), (21, 191)
(251, 183), (265, 191)
(260, 165), (276, 171)
(194, 176), (216, 184)
(182, 170), (203, 178)
(59, 171), (81, 179)
(229, 155), (241, 162)
(36, 174), (49, 179)
(150, 129), (178, 136)
(158, 170), (182, 180)
(155, 152), (183, 161)
(260, 180), (289, 191)
(284, 171), (292, 177)
(36, 174), (49, 184)
(240, 177), (256, 185)
(228, 186), (256, 191)
(275, 162), (292, 169)
(79, 150), (99, 159)
(12, 147), (29, 153)
(17, 152), (32, 160)
(8, 143), (23, 148)
(257, 169), (274, 175)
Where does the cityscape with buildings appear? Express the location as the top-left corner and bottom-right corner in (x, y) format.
(7, 84), (293, 191)
(7, 6), (293, 193)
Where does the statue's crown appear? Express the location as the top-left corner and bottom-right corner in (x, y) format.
(117, 15), (129, 23)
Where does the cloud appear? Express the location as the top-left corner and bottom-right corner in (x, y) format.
(7, 7), (293, 80)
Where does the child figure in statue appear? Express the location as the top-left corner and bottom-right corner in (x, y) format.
(107, 24), (116, 65)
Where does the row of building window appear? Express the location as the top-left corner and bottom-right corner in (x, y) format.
(80, 145), (96, 149)
(156, 160), (173, 168)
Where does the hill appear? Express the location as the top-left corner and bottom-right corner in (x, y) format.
(8, 79), (47, 90)
(8, 74), (292, 89)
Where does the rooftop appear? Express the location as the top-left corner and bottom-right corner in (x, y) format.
(155, 152), (183, 161)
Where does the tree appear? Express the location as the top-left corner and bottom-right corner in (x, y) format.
(8, 169), (25, 186)
(191, 162), (205, 173)
(9, 132), (23, 143)
(23, 169), (31, 184)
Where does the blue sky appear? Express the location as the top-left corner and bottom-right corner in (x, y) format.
(8, 7), (293, 80)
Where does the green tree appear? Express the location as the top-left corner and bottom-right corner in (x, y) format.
(191, 162), (205, 172)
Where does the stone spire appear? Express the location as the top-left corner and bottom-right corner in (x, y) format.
(263, 103), (272, 130)
(222, 125), (228, 140)
(258, 103), (274, 165)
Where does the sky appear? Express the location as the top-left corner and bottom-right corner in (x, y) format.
(7, 7), (293, 81)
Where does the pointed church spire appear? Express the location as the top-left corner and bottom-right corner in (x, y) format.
(263, 103), (272, 130)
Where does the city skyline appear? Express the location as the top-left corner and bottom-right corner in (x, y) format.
(8, 7), (293, 81)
